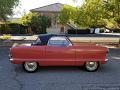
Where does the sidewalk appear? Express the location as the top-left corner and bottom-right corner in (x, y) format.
(97, 33), (120, 36)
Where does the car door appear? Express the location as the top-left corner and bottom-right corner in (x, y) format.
(44, 37), (76, 66)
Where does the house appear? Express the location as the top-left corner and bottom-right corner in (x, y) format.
(30, 3), (77, 34)
(8, 18), (20, 23)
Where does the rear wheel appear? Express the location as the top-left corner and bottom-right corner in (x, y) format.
(23, 62), (38, 72)
(84, 61), (99, 72)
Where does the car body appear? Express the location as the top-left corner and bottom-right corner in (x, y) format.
(9, 34), (109, 72)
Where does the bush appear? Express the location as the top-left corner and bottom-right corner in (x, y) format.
(21, 13), (51, 34)
(0, 34), (11, 40)
(112, 29), (120, 33)
(108, 28), (120, 33)
(68, 29), (90, 34)
(100, 28), (105, 33)
(0, 23), (27, 34)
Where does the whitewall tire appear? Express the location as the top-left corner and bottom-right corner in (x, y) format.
(23, 62), (38, 72)
(85, 61), (99, 72)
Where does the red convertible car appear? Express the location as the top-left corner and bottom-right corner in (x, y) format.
(9, 34), (109, 72)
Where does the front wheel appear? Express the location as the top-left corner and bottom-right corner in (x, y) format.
(23, 62), (38, 72)
(84, 61), (99, 72)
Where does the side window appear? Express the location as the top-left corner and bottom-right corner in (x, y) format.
(36, 38), (41, 43)
(62, 40), (70, 46)
(47, 37), (71, 47)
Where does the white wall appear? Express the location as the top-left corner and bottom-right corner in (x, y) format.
(47, 28), (61, 34)
(47, 24), (73, 34)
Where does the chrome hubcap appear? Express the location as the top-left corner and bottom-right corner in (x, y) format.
(86, 62), (98, 71)
(24, 62), (37, 72)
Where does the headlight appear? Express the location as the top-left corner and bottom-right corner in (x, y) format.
(9, 48), (12, 58)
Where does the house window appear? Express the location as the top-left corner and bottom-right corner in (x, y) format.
(60, 27), (64, 33)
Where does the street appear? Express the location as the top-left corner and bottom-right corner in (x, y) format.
(0, 47), (120, 90)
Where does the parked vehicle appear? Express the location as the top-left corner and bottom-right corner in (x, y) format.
(9, 34), (109, 72)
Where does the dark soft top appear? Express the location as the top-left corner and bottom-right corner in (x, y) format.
(38, 34), (66, 45)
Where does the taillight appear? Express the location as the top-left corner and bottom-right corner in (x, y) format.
(107, 48), (109, 53)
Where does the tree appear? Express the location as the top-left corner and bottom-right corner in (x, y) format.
(59, 5), (77, 32)
(21, 12), (51, 34)
(59, 1), (106, 28)
(59, 5), (77, 30)
(59, 0), (120, 29)
(0, 0), (19, 21)
(75, 0), (106, 28)
(104, 0), (120, 28)
(80, 0), (120, 28)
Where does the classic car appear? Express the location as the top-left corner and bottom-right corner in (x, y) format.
(9, 34), (109, 72)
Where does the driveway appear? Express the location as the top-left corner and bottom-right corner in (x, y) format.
(0, 47), (120, 90)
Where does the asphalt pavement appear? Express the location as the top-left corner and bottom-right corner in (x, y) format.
(0, 47), (120, 90)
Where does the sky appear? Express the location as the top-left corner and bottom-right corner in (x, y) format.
(13, 0), (84, 18)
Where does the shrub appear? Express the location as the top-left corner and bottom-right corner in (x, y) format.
(112, 29), (120, 33)
(68, 29), (90, 34)
(0, 34), (12, 40)
(21, 13), (51, 34)
(108, 28), (120, 33)
(0, 23), (27, 34)
(100, 28), (105, 33)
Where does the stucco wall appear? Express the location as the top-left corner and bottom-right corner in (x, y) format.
(47, 28), (61, 34)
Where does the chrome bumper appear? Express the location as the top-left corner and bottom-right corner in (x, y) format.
(10, 58), (13, 61)
(9, 53), (13, 62)
(105, 59), (108, 62)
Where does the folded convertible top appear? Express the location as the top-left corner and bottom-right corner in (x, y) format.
(38, 34), (66, 45)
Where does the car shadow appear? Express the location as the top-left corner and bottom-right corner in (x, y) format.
(39, 66), (84, 71)
(13, 65), (114, 74)
(14, 65), (86, 73)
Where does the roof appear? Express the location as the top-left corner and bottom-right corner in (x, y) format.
(30, 3), (64, 13)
